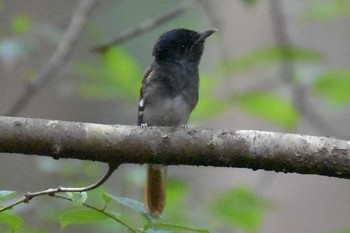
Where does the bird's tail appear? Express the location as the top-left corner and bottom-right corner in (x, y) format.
(145, 164), (167, 217)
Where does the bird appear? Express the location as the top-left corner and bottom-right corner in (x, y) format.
(138, 28), (216, 217)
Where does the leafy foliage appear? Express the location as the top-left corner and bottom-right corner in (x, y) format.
(191, 73), (228, 120)
(0, 191), (16, 201)
(313, 69), (350, 106)
(212, 186), (271, 232)
(11, 14), (32, 35)
(0, 212), (24, 232)
(242, 0), (260, 6)
(60, 209), (109, 230)
(0, 191), (23, 232)
(223, 46), (322, 74)
(162, 180), (189, 222)
(66, 192), (88, 206)
(103, 193), (150, 220)
(77, 47), (142, 99)
(236, 91), (300, 129)
(0, 180), (211, 233)
(336, 229), (350, 233)
(304, 0), (350, 21)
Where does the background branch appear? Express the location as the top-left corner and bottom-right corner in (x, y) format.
(91, 0), (196, 52)
(3, 0), (97, 116)
(0, 116), (349, 179)
(268, 0), (348, 139)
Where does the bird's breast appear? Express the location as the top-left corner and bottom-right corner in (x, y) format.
(142, 95), (192, 127)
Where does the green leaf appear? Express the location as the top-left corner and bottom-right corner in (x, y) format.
(60, 209), (109, 229)
(11, 14), (32, 35)
(0, 190), (16, 201)
(303, 0), (350, 21)
(103, 193), (154, 223)
(161, 180), (189, 223)
(212, 186), (271, 232)
(236, 91), (299, 129)
(224, 46), (322, 74)
(166, 180), (188, 209)
(313, 69), (350, 106)
(336, 229), (350, 233)
(242, 0), (260, 6)
(104, 194), (146, 214)
(0, 212), (24, 231)
(76, 47), (142, 100)
(102, 47), (141, 98)
(102, 193), (112, 204)
(75, 63), (122, 99)
(192, 73), (227, 120)
(66, 192), (88, 206)
(193, 97), (227, 120)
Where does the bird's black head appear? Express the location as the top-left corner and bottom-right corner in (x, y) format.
(152, 28), (216, 65)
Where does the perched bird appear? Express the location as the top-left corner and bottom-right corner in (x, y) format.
(138, 28), (216, 216)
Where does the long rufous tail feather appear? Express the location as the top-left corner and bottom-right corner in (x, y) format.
(145, 164), (166, 216)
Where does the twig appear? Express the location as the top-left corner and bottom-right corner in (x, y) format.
(3, 0), (97, 116)
(53, 193), (138, 233)
(91, 0), (196, 52)
(0, 164), (116, 212)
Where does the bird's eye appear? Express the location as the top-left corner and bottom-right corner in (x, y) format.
(178, 44), (186, 52)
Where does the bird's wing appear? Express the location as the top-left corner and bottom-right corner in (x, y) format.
(138, 63), (154, 125)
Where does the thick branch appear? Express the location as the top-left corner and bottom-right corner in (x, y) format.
(0, 116), (349, 179)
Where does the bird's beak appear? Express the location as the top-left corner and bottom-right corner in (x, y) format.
(194, 29), (217, 45)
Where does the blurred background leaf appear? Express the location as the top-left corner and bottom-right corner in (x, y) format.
(11, 14), (32, 35)
(304, 0), (350, 21)
(192, 73), (228, 120)
(242, 0), (261, 6)
(0, 190), (16, 202)
(235, 91), (300, 129)
(76, 47), (142, 100)
(0, 212), (24, 233)
(60, 209), (109, 230)
(223, 46), (322, 75)
(336, 229), (350, 233)
(212, 186), (271, 232)
(162, 179), (189, 223)
(313, 69), (350, 106)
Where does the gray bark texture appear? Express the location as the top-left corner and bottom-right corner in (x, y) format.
(0, 116), (349, 179)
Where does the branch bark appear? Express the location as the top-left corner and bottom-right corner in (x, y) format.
(0, 116), (349, 179)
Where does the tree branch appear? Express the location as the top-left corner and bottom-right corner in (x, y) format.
(91, 0), (196, 52)
(0, 164), (116, 213)
(0, 116), (349, 179)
